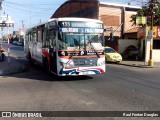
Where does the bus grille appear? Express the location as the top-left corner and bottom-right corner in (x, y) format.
(73, 58), (98, 67)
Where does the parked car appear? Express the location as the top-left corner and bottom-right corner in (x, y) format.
(12, 41), (18, 44)
(122, 45), (141, 60)
(16, 42), (23, 46)
(104, 46), (122, 63)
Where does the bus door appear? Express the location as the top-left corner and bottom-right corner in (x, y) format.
(36, 29), (43, 63)
(32, 31), (37, 60)
(31, 28), (43, 63)
(48, 29), (57, 73)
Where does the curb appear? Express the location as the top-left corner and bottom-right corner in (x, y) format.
(118, 63), (154, 68)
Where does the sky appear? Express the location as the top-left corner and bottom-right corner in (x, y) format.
(0, 0), (147, 32)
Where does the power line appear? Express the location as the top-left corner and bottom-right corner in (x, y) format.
(21, 20), (24, 29)
(4, 0), (62, 6)
(4, 1), (61, 10)
(4, 4), (53, 14)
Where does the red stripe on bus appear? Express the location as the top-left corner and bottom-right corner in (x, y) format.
(59, 55), (105, 59)
(42, 48), (50, 64)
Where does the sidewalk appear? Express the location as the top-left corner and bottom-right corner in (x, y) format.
(0, 52), (27, 76)
(119, 60), (160, 68)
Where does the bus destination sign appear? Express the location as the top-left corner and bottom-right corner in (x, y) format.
(61, 28), (103, 33)
(59, 21), (103, 29)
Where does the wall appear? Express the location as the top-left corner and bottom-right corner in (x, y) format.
(125, 11), (138, 32)
(99, 5), (121, 37)
(99, 4), (140, 41)
(153, 50), (160, 62)
(118, 39), (138, 54)
(51, 1), (140, 40)
(145, 40), (160, 62)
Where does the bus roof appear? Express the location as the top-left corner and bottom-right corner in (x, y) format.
(26, 17), (103, 31)
(49, 17), (103, 23)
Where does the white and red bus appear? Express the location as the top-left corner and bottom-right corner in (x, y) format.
(24, 18), (105, 76)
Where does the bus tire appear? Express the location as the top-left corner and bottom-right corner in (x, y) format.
(28, 52), (34, 65)
(1, 53), (6, 61)
(2, 53), (6, 61)
(0, 52), (6, 61)
(44, 59), (50, 74)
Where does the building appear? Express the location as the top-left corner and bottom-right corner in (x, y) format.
(138, 26), (160, 62)
(51, 0), (99, 19)
(51, 0), (140, 48)
(98, 2), (141, 52)
(51, 0), (141, 39)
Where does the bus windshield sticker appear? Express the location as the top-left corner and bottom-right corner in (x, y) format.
(61, 28), (103, 33)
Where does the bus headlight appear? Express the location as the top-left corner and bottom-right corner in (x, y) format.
(97, 60), (105, 66)
(60, 62), (74, 68)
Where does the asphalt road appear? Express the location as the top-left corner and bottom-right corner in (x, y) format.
(0, 43), (160, 120)
(2, 42), (24, 58)
(2, 42), (27, 64)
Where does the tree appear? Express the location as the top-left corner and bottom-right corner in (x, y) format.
(131, 0), (160, 26)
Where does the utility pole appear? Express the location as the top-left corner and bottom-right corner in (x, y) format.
(148, 0), (157, 66)
(21, 20), (24, 29)
(0, 0), (4, 50)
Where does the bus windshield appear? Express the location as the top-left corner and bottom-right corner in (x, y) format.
(58, 32), (103, 51)
(58, 21), (104, 51)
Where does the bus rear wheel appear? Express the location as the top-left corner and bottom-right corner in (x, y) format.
(28, 53), (34, 65)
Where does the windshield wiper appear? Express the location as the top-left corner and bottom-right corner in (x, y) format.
(68, 37), (80, 59)
(89, 41), (100, 58)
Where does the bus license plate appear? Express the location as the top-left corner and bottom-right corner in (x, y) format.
(79, 71), (95, 75)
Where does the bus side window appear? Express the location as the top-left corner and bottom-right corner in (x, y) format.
(42, 28), (48, 47)
(29, 32), (31, 41)
(44, 28), (50, 47)
(53, 30), (56, 47)
(37, 30), (42, 42)
(42, 28), (47, 47)
(42, 29), (44, 42)
(32, 32), (36, 42)
(25, 33), (29, 43)
(31, 33), (34, 41)
(49, 29), (56, 48)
